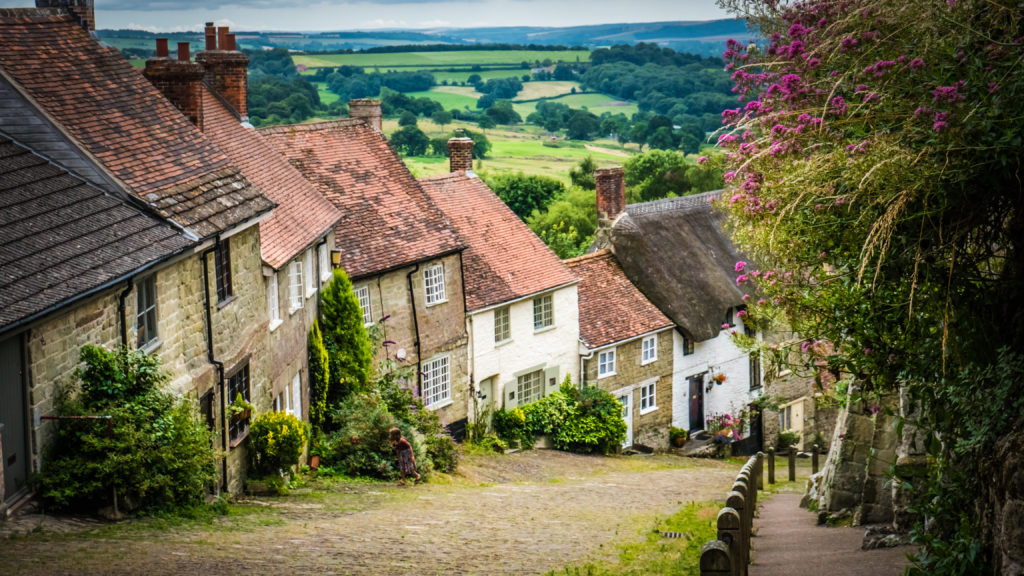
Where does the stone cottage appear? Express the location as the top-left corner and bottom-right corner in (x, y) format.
(0, 3), (276, 495)
(566, 250), (674, 449)
(419, 139), (580, 419)
(261, 112), (473, 433)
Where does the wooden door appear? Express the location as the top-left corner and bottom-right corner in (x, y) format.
(688, 373), (705, 432)
(0, 335), (28, 504)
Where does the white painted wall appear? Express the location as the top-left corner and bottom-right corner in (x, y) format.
(671, 315), (762, 430)
(467, 284), (579, 414)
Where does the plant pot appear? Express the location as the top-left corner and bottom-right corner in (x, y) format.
(309, 455), (320, 469)
(671, 436), (687, 448)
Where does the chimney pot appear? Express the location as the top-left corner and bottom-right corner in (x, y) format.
(196, 35), (249, 117)
(448, 137), (475, 172)
(348, 98), (383, 133)
(204, 23), (217, 50)
(177, 42), (190, 61)
(225, 33), (237, 51)
(217, 26), (229, 50)
(155, 38), (168, 58)
(595, 166), (625, 224)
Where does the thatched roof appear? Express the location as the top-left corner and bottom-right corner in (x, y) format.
(608, 191), (747, 342)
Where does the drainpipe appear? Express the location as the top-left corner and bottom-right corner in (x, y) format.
(579, 345), (596, 389)
(117, 280), (133, 348)
(405, 263), (422, 395)
(201, 238), (228, 493)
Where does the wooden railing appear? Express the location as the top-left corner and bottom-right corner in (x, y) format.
(699, 452), (764, 576)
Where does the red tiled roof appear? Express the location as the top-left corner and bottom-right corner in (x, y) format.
(0, 133), (194, 333)
(0, 9), (273, 238)
(565, 249), (673, 348)
(201, 89), (340, 269)
(260, 120), (462, 279)
(419, 171), (576, 311)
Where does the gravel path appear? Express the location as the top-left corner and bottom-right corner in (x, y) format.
(1, 451), (740, 575)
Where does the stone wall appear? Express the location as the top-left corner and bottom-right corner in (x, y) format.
(992, 429), (1024, 575)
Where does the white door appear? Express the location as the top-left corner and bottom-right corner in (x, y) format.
(619, 394), (633, 447)
(291, 373), (302, 420)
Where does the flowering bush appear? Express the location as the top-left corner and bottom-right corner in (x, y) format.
(705, 413), (743, 441)
(248, 411), (310, 478)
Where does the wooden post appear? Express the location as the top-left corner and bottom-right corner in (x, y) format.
(767, 446), (775, 484)
(755, 452), (764, 491)
(788, 447), (796, 482)
(812, 444), (819, 474)
(727, 488), (748, 575)
(700, 540), (733, 576)
(717, 507), (742, 576)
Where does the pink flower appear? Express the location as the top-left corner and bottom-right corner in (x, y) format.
(735, 261), (747, 272)
(697, 155), (708, 164)
(737, 310), (748, 317)
(742, 293), (751, 300)
(735, 274), (749, 285)
(722, 323), (730, 330)
(724, 171), (737, 183)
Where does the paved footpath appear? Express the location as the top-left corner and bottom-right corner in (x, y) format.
(751, 493), (915, 576)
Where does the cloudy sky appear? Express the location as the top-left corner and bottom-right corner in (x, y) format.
(0, 0), (731, 32)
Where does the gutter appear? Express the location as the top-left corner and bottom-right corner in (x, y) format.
(405, 263), (422, 395)
(348, 247), (463, 284)
(117, 280), (133, 348)
(201, 237), (228, 493)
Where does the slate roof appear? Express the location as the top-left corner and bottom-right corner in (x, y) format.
(608, 191), (747, 342)
(419, 170), (576, 312)
(201, 89), (341, 269)
(260, 119), (462, 280)
(565, 250), (673, 349)
(0, 9), (274, 238)
(0, 133), (194, 334)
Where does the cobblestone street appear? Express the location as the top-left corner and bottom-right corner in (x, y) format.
(1, 451), (740, 575)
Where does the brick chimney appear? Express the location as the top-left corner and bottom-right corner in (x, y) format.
(36, 0), (94, 31)
(349, 99), (382, 132)
(595, 167), (625, 224)
(144, 41), (205, 129)
(196, 24), (249, 118)
(448, 137), (474, 172)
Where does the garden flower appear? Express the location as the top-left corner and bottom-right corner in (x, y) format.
(735, 261), (747, 272)
(697, 155), (708, 164)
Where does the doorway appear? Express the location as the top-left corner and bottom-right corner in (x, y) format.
(1, 335), (28, 504)
(688, 372), (706, 432)
(618, 393), (633, 447)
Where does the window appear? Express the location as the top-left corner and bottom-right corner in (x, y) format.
(291, 372), (302, 420)
(641, 335), (657, 364)
(289, 260), (303, 312)
(750, 353), (762, 390)
(533, 294), (553, 331)
(354, 285), (372, 325)
(516, 369), (545, 405)
(640, 382), (657, 413)
(267, 274), (281, 329)
(305, 248), (315, 297)
(422, 355), (451, 408)
(214, 238), (232, 303)
(598, 349), (616, 377)
(681, 335), (694, 356)
(318, 243), (331, 281)
(723, 307), (734, 328)
(227, 363), (250, 443)
(135, 275), (158, 348)
(494, 306), (511, 343)
(423, 263), (446, 305)
(780, 404), (792, 430)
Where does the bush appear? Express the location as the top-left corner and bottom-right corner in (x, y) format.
(248, 411), (310, 478)
(551, 384), (626, 454)
(776, 430), (800, 453)
(307, 320), (330, 429)
(492, 407), (530, 448)
(320, 268), (372, 406)
(424, 433), (459, 474)
(35, 346), (216, 514)
(321, 392), (418, 479)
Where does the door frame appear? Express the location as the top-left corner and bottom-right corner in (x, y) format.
(688, 372), (706, 432)
(617, 391), (633, 448)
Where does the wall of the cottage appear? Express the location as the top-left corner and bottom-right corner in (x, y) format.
(582, 328), (674, 450)
(468, 284), (580, 415)
(671, 316), (761, 431)
(350, 253), (469, 426)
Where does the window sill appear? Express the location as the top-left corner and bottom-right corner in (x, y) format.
(598, 371), (616, 379)
(363, 321), (375, 328)
(320, 273), (332, 283)
(229, 427), (249, 449)
(140, 338), (163, 354)
(639, 406), (658, 416)
(217, 295), (235, 310)
(305, 288), (317, 299)
(425, 398), (453, 411)
(533, 325), (555, 335)
(425, 298), (448, 308)
(641, 357), (657, 366)
(495, 338), (513, 348)
(269, 318), (284, 332)
(289, 305), (303, 316)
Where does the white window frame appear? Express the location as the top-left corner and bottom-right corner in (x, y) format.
(639, 381), (657, 414)
(423, 263), (447, 306)
(598, 348), (616, 378)
(422, 354), (451, 409)
(354, 285), (373, 326)
(289, 260), (303, 313)
(318, 243), (331, 282)
(641, 334), (657, 365)
(516, 369), (545, 405)
(494, 305), (511, 344)
(135, 275), (158, 349)
(533, 293), (553, 331)
(291, 372), (302, 420)
(267, 273), (282, 331)
(304, 248), (316, 298)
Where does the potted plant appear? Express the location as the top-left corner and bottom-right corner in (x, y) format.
(712, 372), (727, 385)
(228, 392), (254, 422)
(669, 426), (689, 448)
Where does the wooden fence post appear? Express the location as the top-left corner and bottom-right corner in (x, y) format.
(726, 488), (748, 576)
(812, 444), (819, 474)
(767, 446), (775, 484)
(700, 540), (733, 576)
(756, 451), (764, 492)
(788, 447), (796, 482)
(717, 507), (742, 576)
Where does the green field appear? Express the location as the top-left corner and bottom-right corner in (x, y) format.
(405, 88), (480, 111)
(513, 92), (639, 118)
(293, 49), (589, 69)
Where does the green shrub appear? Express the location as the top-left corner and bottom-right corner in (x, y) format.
(320, 268), (372, 406)
(492, 407), (531, 448)
(35, 346), (217, 515)
(550, 385), (626, 455)
(776, 430), (800, 453)
(248, 411), (310, 478)
(424, 433), (459, 474)
(307, 320), (330, 429)
(321, 392), (426, 479)
(669, 426), (689, 442)
(521, 390), (572, 436)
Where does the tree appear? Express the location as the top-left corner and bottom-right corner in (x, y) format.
(476, 115), (497, 129)
(431, 109), (453, 126)
(320, 268), (372, 405)
(623, 149), (692, 202)
(389, 125), (429, 156)
(484, 172), (565, 220)
(397, 110), (418, 127)
(459, 128), (491, 158)
(307, 320), (330, 429)
(484, 100), (522, 125)
(569, 156), (597, 190)
(566, 110), (600, 140)
(719, 1), (1024, 572)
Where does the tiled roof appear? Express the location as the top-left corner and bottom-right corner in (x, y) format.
(0, 9), (273, 238)
(201, 89), (341, 269)
(565, 250), (673, 349)
(0, 133), (194, 333)
(419, 171), (576, 311)
(260, 120), (462, 279)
